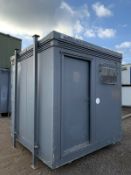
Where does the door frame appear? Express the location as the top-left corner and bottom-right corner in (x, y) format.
(60, 51), (92, 159)
(53, 48), (96, 163)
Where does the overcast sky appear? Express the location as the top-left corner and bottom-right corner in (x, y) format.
(0, 0), (131, 63)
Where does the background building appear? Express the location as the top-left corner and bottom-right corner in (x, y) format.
(0, 32), (21, 68)
(0, 32), (21, 114)
(122, 64), (131, 106)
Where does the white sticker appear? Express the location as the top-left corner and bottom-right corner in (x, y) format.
(96, 98), (100, 104)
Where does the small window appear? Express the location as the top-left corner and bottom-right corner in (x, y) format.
(99, 64), (118, 84)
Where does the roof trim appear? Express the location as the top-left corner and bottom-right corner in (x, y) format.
(18, 31), (122, 61)
(39, 31), (122, 59)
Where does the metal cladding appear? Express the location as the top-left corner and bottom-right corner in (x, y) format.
(11, 31), (122, 169)
(0, 68), (10, 113)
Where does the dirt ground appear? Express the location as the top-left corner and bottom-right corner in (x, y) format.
(122, 107), (131, 116)
(0, 116), (131, 175)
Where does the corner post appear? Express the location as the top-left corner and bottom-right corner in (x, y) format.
(13, 49), (19, 148)
(31, 34), (40, 169)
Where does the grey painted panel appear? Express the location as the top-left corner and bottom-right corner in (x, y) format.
(37, 48), (54, 163)
(61, 56), (90, 157)
(17, 61), (27, 139)
(17, 57), (33, 148)
(11, 65), (15, 134)
(26, 57), (34, 146)
(8, 70), (11, 113)
(95, 59), (121, 142)
(0, 69), (9, 113)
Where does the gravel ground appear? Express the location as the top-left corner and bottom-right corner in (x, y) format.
(122, 107), (131, 116)
(0, 116), (131, 175)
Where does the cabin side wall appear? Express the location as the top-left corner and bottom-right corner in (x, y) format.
(37, 47), (54, 166)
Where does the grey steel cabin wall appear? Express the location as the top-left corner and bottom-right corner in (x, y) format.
(0, 69), (10, 113)
(10, 62), (15, 135)
(17, 57), (34, 150)
(11, 31), (122, 169)
(37, 47), (54, 166)
(51, 47), (121, 168)
(95, 58), (121, 143)
(13, 47), (54, 167)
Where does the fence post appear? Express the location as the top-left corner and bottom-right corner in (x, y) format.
(13, 49), (19, 148)
(31, 34), (40, 169)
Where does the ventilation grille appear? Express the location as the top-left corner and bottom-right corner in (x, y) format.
(99, 64), (118, 84)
